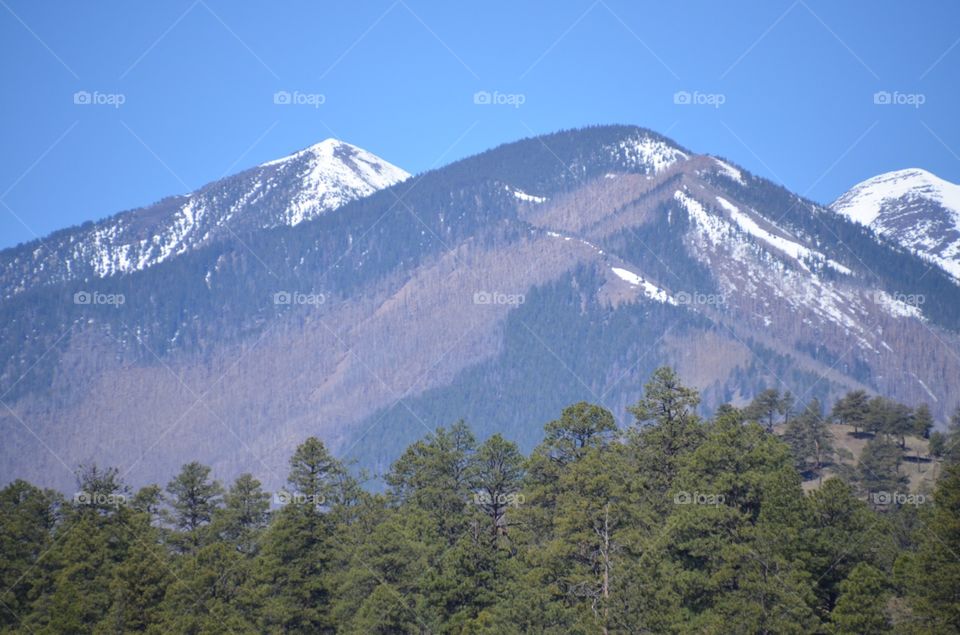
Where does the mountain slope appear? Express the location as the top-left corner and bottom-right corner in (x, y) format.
(0, 139), (409, 298)
(831, 168), (960, 280)
(3, 125), (959, 492)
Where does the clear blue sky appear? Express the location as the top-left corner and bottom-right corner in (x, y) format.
(2, 0), (959, 249)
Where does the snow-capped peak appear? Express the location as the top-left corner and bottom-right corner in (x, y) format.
(260, 138), (410, 225)
(607, 132), (688, 174)
(831, 168), (960, 282)
(831, 168), (960, 226)
(0, 139), (410, 293)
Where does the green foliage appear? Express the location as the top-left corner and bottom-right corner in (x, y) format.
(912, 403), (934, 439)
(0, 480), (60, 632)
(1, 372), (955, 633)
(743, 387), (794, 431)
(214, 473), (270, 555)
(165, 461), (224, 552)
(831, 389), (870, 432)
(859, 435), (909, 500)
(829, 563), (892, 634)
(783, 399), (834, 478)
(897, 462), (960, 633)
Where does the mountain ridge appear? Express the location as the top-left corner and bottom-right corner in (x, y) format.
(0, 138), (409, 298)
(3, 124), (960, 492)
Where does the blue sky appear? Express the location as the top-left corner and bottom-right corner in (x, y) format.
(2, 0), (959, 249)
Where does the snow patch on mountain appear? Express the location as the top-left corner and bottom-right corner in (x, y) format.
(609, 134), (688, 174)
(674, 189), (915, 351)
(713, 158), (745, 184)
(872, 290), (925, 321)
(508, 186), (547, 204)
(611, 267), (677, 305)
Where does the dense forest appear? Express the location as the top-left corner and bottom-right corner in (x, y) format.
(2, 368), (958, 634)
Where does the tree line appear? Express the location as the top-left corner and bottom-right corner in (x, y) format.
(2, 368), (959, 633)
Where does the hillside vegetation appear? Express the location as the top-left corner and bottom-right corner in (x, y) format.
(2, 368), (959, 634)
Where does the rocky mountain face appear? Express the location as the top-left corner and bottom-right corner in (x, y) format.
(0, 139), (409, 298)
(831, 168), (960, 281)
(3, 125), (959, 491)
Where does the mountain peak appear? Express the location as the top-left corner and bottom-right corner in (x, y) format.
(832, 168), (960, 225)
(259, 137), (350, 167)
(0, 138), (409, 294)
(831, 168), (960, 281)
(257, 138), (409, 225)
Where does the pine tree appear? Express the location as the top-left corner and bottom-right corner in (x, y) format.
(472, 433), (524, 539)
(214, 473), (270, 555)
(627, 367), (704, 495)
(165, 461), (224, 552)
(911, 404), (935, 472)
(831, 390), (870, 433)
(897, 462), (960, 633)
(783, 399), (834, 480)
(912, 403), (934, 440)
(24, 471), (136, 634)
(829, 562), (892, 634)
(95, 510), (171, 633)
(0, 480), (60, 632)
(744, 387), (785, 432)
(858, 435), (909, 503)
(386, 421), (477, 543)
(804, 478), (896, 615)
(250, 437), (349, 632)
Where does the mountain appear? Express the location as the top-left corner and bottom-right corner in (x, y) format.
(831, 168), (960, 280)
(0, 139), (409, 298)
(3, 125), (960, 492)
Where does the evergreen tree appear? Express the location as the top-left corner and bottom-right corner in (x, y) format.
(386, 421), (477, 543)
(744, 387), (787, 432)
(24, 470), (137, 634)
(627, 367), (704, 495)
(165, 461), (224, 552)
(153, 542), (257, 633)
(829, 563), (892, 634)
(472, 433), (524, 539)
(214, 473), (270, 555)
(0, 480), (60, 632)
(95, 510), (171, 633)
(897, 462), (960, 633)
(250, 437), (350, 632)
(912, 403), (934, 440)
(831, 390), (870, 433)
(804, 478), (896, 615)
(783, 399), (834, 480)
(858, 435), (909, 503)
